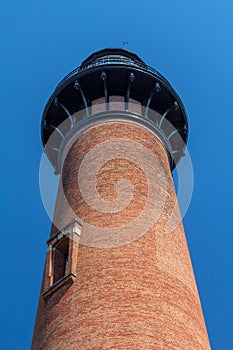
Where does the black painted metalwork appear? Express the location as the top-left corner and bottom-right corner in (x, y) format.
(41, 48), (188, 172)
(158, 104), (177, 128)
(125, 72), (135, 111)
(50, 125), (65, 139)
(73, 80), (89, 117)
(144, 82), (161, 118)
(59, 104), (74, 127)
(100, 71), (109, 110)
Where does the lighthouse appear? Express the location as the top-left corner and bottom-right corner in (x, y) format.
(31, 48), (211, 349)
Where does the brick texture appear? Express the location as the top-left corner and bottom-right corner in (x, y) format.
(31, 120), (211, 349)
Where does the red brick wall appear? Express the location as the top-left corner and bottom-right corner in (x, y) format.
(31, 121), (211, 349)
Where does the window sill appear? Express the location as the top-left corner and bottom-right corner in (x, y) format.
(42, 272), (76, 300)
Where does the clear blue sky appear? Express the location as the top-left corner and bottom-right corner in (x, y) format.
(0, 1), (232, 349)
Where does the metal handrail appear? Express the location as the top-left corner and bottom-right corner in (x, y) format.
(58, 57), (170, 87)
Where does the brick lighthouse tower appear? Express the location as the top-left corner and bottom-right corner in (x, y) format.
(31, 48), (211, 349)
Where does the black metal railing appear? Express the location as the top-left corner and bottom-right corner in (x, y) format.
(58, 57), (170, 87)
